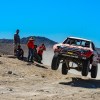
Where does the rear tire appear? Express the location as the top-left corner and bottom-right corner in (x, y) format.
(51, 53), (60, 70)
(82, 60), (90, 76)
(91, 65), (98, 78)
(62, 63), (68, 75)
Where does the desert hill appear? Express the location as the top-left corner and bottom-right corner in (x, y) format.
(96, 48), (100, 54)
(0, 55), (100, 100)
(0, 36), (57, 55)
(0, 36), (57, 47)
(0, 36), (100, 55)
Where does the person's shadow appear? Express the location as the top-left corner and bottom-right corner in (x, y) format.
(23, 57), (48, 69)
(59, 77), (100, 89)
(7, 56), (48, 69)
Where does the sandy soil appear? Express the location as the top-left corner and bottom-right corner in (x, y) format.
(0, 44), (100, 100)
(0, 55), (100, 100)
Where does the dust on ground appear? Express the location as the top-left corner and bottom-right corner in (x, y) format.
(0, 55), (100, 100)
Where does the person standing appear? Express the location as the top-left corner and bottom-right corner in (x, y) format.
(14, 29), (20, 56)
(27, 37), (35, 63)
(37, 43), (46, 62)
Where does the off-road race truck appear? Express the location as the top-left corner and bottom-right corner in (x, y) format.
(51, 37), (99, 78)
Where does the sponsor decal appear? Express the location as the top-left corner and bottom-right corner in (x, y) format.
(67, 52), (73, 55)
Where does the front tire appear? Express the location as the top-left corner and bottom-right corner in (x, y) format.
(62, 63), (68, 75)
(82, 60), (90, 76)
(91, 65), (98, 78)
(51, 53), (60, 70)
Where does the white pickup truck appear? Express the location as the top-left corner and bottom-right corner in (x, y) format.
(51, 37), (99, 78)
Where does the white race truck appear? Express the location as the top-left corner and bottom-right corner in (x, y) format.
(51, 37), (99, 78)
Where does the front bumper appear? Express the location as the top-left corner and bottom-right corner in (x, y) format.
(59, 53), (87, 60)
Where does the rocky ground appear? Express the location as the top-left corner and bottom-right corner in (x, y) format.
(0, 43), (100, 100)
(0, 55), (100, 100)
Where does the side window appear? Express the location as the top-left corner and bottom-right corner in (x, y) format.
(81, 41), (86, 47)
(92, 42), (96, 50)
(76, 40), (81, 46)
(63, 38), (70, 44)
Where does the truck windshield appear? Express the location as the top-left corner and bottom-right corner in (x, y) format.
(63, 38), (90, 47)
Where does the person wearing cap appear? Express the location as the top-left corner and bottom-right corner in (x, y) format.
(27, 37), (35, 62)
(14, 29), (20, 56)
(37, 43), (46, 62)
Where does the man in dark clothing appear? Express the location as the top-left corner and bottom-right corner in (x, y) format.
(16, 45), (24, 60)
(14, 29), (20, 56)
(34, 45), (42, 63)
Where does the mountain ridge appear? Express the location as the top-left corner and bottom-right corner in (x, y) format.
(0, 36), (100, 55)
(0, 36), (57, 47)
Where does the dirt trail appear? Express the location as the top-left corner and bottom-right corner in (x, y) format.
(0, 55), (100, 100)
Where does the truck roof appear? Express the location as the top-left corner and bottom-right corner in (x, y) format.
(68, 37), (92, 42)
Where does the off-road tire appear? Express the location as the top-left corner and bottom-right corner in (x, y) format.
(82, 60), (90, 76)
(62, 63), (68, 75)
(51, 53), (60, 70)
(91, 65), (98, 78)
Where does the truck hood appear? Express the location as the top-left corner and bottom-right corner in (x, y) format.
(53, 43), (93, 52)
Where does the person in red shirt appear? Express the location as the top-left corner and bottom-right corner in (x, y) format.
(37, 43), (46, 62)
(27, 37), (34, 62)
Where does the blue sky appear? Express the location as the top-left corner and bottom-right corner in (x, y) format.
(0, 0), (100, 47)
